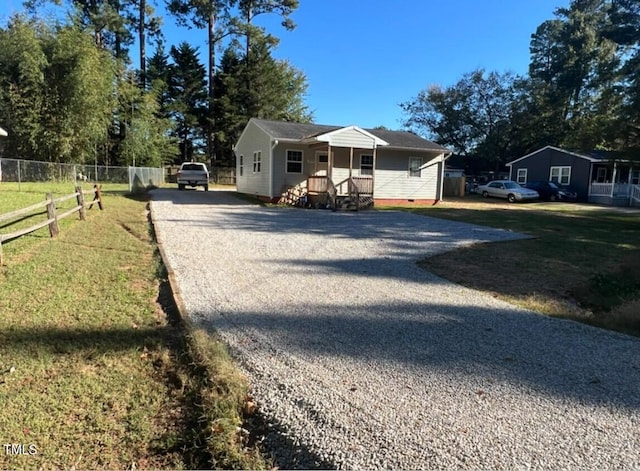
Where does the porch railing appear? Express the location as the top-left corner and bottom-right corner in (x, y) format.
(350, 176), (374, 195)
(632, 185), (640, 203)
(307, 175), (330, 193)
(589, 182), (632, 196)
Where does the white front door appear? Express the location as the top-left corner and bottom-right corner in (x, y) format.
(315, 152), (328, 176)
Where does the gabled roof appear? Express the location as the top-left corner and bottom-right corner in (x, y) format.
(305, 125), (389, 149)
(249, 118), (450, 152)
(506, 145), (628, 166)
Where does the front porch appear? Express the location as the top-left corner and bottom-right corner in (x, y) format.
(588, 162), (640, 207)
(589, 183), (640, 207)
(280, 125), (386, 210)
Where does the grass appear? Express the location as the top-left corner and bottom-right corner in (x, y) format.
(381, 196), (640, 336)
(0, 183), (265, 470)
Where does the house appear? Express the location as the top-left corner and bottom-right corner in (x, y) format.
(234, 118), (452, 208)
(506, 145), (640, 207)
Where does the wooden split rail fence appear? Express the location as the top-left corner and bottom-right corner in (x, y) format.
(0, 185), (103, 265)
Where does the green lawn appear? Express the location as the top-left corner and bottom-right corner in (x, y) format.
(0, 185), (264, 470)
(384, 197), (640, 336)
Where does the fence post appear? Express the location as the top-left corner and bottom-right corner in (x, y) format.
(76, 186), (87, 220)
(46, 192), (59, 237)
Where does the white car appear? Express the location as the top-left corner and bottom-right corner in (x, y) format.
(477, 180), (539, 203)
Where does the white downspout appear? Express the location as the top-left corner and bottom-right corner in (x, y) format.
(269, 139), (278, 199)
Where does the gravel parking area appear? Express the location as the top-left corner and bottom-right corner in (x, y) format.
(150, 189), (640, 470)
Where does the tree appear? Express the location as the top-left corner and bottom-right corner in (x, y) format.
(0, 16), (48, 159)
(527, 0), (621, 151)
(118, 74), (178, 166)
(166, 42), (208, 163)
(0, 16), (115, 163)
(166, 0), (237, 162)
(212, 35), (311, 164)
(401, 69), (518, 169)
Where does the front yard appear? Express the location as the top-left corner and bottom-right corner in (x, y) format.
(387, 196), (640, 336)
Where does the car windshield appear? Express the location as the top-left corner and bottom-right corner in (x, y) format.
(548, 182), (560, 189)
(503, 182), (520, 189)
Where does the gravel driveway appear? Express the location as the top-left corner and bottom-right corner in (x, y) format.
(150, 189), (640, 470)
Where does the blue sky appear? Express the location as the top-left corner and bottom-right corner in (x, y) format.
(4, 0), (569, 130)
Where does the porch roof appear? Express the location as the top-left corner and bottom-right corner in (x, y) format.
(250, 118), (450, 153)
(301, 125), (388, 149)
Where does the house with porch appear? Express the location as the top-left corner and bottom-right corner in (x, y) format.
(234, 118), (452, 209)
(506, 145), (640, 207)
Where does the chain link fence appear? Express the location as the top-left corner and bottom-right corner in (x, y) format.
(0, 158), (164, 192)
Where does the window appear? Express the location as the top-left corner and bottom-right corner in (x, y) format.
(632, 170), (640, 185)
(239, 155), (244, 177)
(409, 157), (422, 178)
(550, 166), (571, 185)
(317, 153), (328, 163)
(287, 150), (303, 173)
(360, 154), (373, 176)
(516, 168), (527, 184)
(253, 151), (261, 173)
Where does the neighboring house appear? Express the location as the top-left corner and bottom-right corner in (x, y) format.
(506, 145), (640, 207)
(234, 118), (452, 207)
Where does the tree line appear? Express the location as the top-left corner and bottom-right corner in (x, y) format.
(0, 0), (311, 167)
(401, 0), (640, 171)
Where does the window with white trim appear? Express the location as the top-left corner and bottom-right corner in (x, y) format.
(253, 151), (261, 173)
(286, 150), (303, 173)
(360, 154), (373, 176)
(550, 166), (571, 185)
(516, 168), (528, 184)
(631, 170), (640, 185)
(409, 157), (422, 178)
(239, 155), (244, 177)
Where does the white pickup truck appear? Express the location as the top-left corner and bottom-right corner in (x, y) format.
(177, 162), (209, 191)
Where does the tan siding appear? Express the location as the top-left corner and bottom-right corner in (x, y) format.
(374, 150), (442, 199)
(235, 121), (272, 197)
(327, 128), (377, 149)
(272, 144), (309, 195)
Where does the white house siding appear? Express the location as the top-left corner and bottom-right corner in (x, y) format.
(235, 121), (272, 197)
(374, 150), (442, 200)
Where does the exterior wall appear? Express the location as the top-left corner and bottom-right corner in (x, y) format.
(329, 148), (443, 201)
(271, 143), (312, 195)
(373, 149), (441, 200)
(509, 148), (591, 200)
(235, 121), (273, 198)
